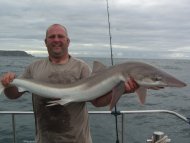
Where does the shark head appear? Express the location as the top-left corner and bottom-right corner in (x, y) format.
(136, 71), (186, 88)
(125, 62), (187, 88)
(121, 62), (187, 104)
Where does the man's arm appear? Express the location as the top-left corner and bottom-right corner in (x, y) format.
(91, 78), (139, 107)
(91, 91), (112, 107)
(1, 72), (23, 99)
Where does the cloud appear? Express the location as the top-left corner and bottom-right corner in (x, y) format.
(0, 0), (190, 59)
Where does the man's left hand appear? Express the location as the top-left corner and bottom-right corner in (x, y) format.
(125, 78), (139, 93)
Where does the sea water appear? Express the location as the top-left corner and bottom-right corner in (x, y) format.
(0, 56), (190, 143)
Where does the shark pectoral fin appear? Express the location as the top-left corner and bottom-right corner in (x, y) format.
(136, 87), (147, 104)
(46, 99), (72, 107)
(110, 81), (126, 110)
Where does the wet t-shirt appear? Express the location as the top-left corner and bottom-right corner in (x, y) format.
(21, 57), (92, 143)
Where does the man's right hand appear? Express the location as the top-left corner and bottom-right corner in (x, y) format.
(0, 72), (23, 99)
(1, 72), (16, 87)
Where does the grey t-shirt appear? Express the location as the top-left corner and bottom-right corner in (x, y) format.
(21, 56), (92, 143)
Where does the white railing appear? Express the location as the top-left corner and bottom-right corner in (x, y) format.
(0, 110), (189, 143)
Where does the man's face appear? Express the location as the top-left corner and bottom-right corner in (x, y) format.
(45, 25), (70, 58)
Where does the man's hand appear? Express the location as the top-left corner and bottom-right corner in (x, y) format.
(0, 72), (23, 99)
(125, 78), (139, 93)
(1, 72), (16, 87)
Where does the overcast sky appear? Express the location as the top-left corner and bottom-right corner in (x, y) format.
(0, 0), (190, 59)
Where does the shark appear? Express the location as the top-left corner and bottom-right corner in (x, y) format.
(0, 61), (187, 110)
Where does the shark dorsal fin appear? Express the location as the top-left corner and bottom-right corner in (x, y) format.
(92, 61), (107, 75)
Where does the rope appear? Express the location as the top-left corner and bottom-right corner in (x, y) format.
(155, 136), (171, 143)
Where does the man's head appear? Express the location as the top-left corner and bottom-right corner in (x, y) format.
(45, 24), (70, 59)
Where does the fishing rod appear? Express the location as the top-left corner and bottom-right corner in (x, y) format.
(106, 0), (120, 143)
(106, 0), (114, 66)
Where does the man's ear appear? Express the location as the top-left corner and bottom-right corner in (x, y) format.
(44, 38), (47, 45)
(67, 38), (70, 44)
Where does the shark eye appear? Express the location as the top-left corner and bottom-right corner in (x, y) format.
(152, 76), (162, 81)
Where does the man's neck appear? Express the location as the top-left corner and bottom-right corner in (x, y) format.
(49, 55), (70, 64)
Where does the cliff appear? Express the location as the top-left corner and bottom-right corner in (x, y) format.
(0, 50), (33, 57)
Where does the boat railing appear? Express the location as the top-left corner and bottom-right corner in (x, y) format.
(0, 110), (189, 143)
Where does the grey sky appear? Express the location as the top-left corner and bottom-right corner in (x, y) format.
(0, 0), (190, 59)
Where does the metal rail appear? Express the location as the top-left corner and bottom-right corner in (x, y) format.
(0, 110), (189, 143)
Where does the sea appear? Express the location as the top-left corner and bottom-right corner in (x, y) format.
(0, 56), (190, 143)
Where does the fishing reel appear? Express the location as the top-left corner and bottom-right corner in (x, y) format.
(146, 131), (171, 143)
